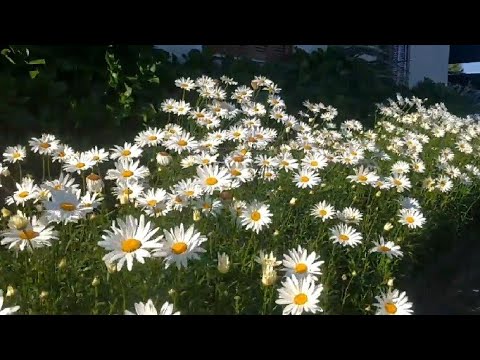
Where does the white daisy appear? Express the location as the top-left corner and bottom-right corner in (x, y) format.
(105, 159), (150, 185)
(240, 201), (273, 234)
(337, 207), (363, 225)
(1, 214), (58, 252)
(369, 237), (403, 259)
(63, 152), (95, 174)
(310, 201), (336, 222)
(329, 224), (363, 247)
(153, 223), (207, 269)
(98, 214), (163, 271)
(110, 142), (143, 161)
(125, 299), (180, 315)
(5, 177), (39, 206)
(373, 288), (413, 315)
(43, 188), (91, 224)
(3, 145), (26, 163)
(28, 134), (59, 155)
(276, 276), (323, 315)
(398, 208), (426, 229)
(281, 245), (324, 281)
(293, 168), (321, 189)
(195, 165), (232, 195)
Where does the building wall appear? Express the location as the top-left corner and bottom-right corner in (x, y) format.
(408, 45), (450, 87)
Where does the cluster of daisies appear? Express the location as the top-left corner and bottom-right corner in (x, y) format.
(1, 75), (480, 315)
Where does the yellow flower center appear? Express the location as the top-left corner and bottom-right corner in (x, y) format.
(76, 162), (86, 169)
(203, 203), (212, 209)
(185, 190), (195, 197)
(171, 242), (188, 255)
(174, 196), (183, 204)
(233, 131), (241, 138)
(231, 169), (242, 176)
(205, 177), (218, 186)
(177, 139), (188, 147)
(147, 200), (157, 207)
(160, 152), (169, 156)
(121, 150), (131, 156)
(281, 160), (289, 166)
(18, 191), (30, 198)
(310, 161), (318, 167)
(300, 176), (310, 183)
(123, 189), (133, 195)
(233, 155), (244, 163)
(40, 142), (51, 149)
(379, 246), (391, 252)
(202, 159), (210, 165)
(59, 151), (66, 158)
(393, 179), (402, 186)
(92, 155), (100, 161)
(13, 152), (21, 159)
(121, 238), (141, 253)
(19, 229), (39, 240)
(339, 234), (350, 242)
(304, 144), (312, 151)
(295, 263), (308, 274)
(256, 134), (264, 140)
(319, 209), (328, 217)
(251, 211), (261, 221)
(358, 175), (368, 182)
(240, 149), (248, 156)
(384, 302), (397, 314)
(122, 170), (134, 178)
(294, 293), (308, 305)
(148, 135), (157, 141)
(196, 113), (205, 118)
(405, 216), (415, 224)
(60, 202), (76, 211)
(54, 184), (62, 190)
(87, 173), (101, 181)
(248, 136), (258, 143)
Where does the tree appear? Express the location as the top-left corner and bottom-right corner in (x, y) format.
(449, 63), (464, 74)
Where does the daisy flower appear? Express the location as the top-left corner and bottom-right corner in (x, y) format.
(0, 289), (20, 315)
(3, 145), (26, 163)
(193, 196), (223, 216)
(346, 165), (379, 185)
(281, 245), (324, 281)
(310, 201), (336, 222)
(373, 288), (413, 315)
(63, 152), (95, 174)
(112, 183), (145, 203)
(196, 165), (232, 195)
(175, 77), (195, 91)
(43, 188), (91, 224)
(172, 100), (191, 115)
(98, 214), (163, 272)
(240, 201), (273, 234)
(135, 127), (163, 148)
(43, 172), (79, 192)
(329, 224), (363, 247)
(125, 299), (180, 315)
(86, 173), (104, 193)
(398, 208), (426, 229)
(387, 174), (412, 193)
(301, 152), (328, 171)
(337, 207), (363, 225)
(156, 152), (172, 166)
(105, 159), (150, 185)
(5, 177), (39, 206)
(436, 175), (453, 193)
(369, 237), (403, 259)
(153, 223), (207, 269)
(1, 214), (58, 252)
(52, 144), (75, 163)
(28, 134), (59, 155)
(276, 276), (323, 315)
(293, 168), (321, 189)
(255, 250), (282, 270)
(110, 142), (143, 161)
(166, 131), (198, 154)
(86, 146), (109, 165)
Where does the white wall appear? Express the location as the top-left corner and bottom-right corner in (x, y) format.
(408, 45), (450, 87)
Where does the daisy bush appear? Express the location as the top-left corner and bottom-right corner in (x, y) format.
(1, 75), (480, 315)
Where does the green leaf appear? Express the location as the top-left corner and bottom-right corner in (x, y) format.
(124, 84), (132, 97)
(148, 76), (159, 84)
(27, 59), (46, 65)
(29, 70), (39, 79)
(149, 63), (156, 73)
(1, 49), (15, 64)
